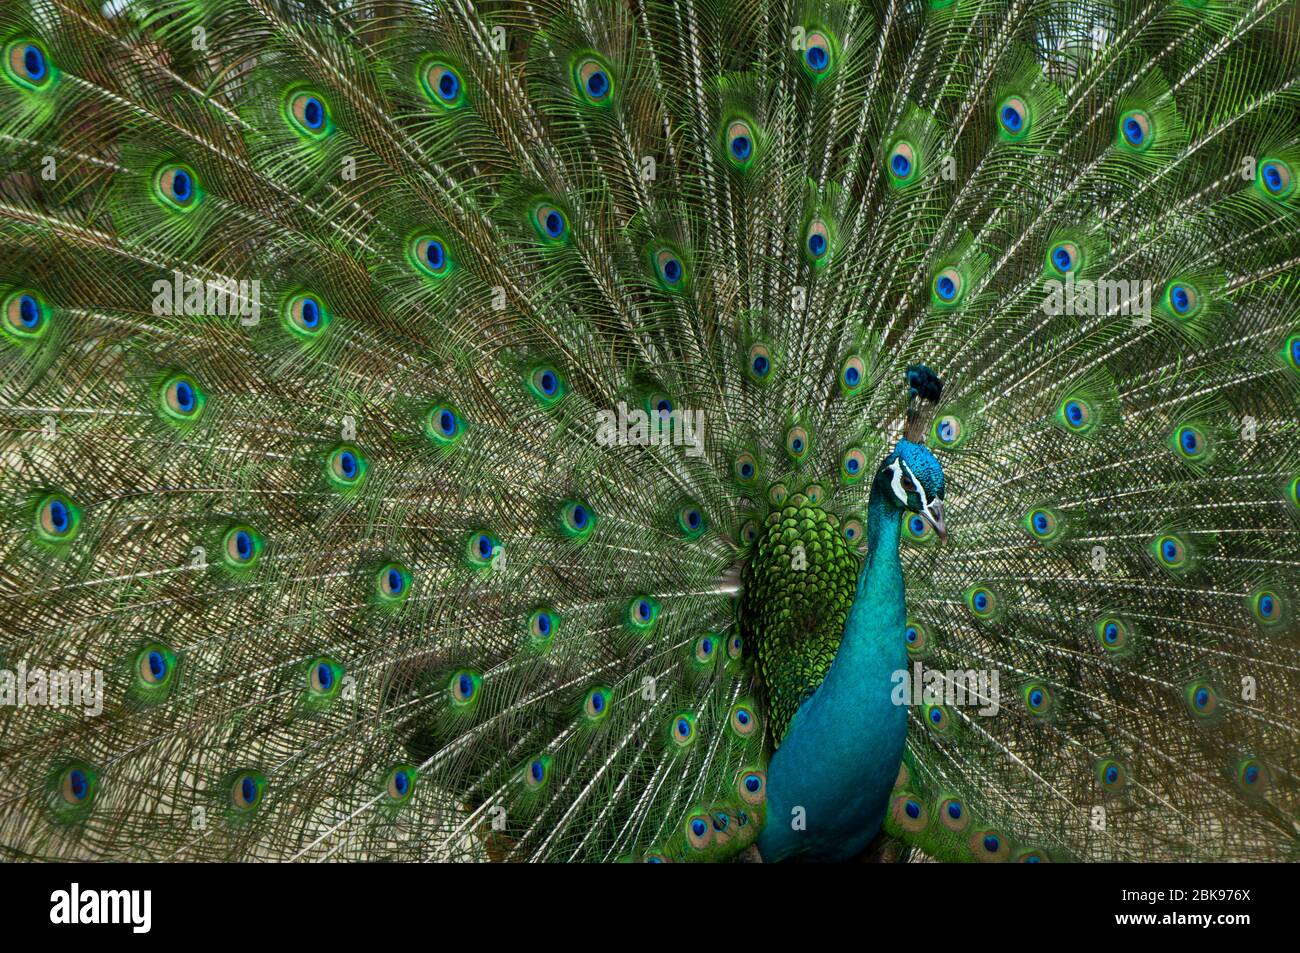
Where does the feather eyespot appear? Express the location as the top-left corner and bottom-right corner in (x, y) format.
(582, 686), (611, 722)
(159, 373), (205, 423)
(1022, 683), (1052, 717)
(307, 658), (342, 701)
(802, 32), (834, 78)
(805, 218), (831, 262)
(559, 500), (596, 540)
(939, 797), (969, 832)
(840, 355), (866, 393)
(526, 365), (565, 404)
(737, 769), (766, 804)
(887, 141), (916, 182)
(1166, 282), (1199, 317)
(422, 61), (465, 109)
(964, 586), (996, 619)
(449, 670), (481, 705)
(785, 426), (809, 461)
(230, 771), (265, 811)
(748, 343), (772, 380)
(1172, 425), (1207, 461)
(1118, 109), (1152, 150)
(465, 532), (501, 569)
(1056, 396), (1094, 434)
(1152, 533), (1188, 570)
(386, 766), (416, 801)
(997, 96), (1028, 137)
(768, 483), (788, 507)
(1023, 507), (1062, 542)
(326, 445), (367, 490)
(154, 164), (200, 211)
(890, 793), (928, 833)
(222, 526), (263, 567)
(1095, 617), (1130, 652)
(412, 235), (452, 278)
(1048, 241), (1079, 275)
(651, 246), (687, 291)
(284, 293), (328, 337)
(59, 764), (96, 806)
(377, 563), (411, 603)
(36, 493), (80, 541)
(530, 201), (569, 244)
(573, 55), (613, 104)
(1236, 758), (1269, 794)
(669, 712), (696, 747)
(932, 266), (962, 305)
(729, 702), (758, 737)
(1097, 759), (1128, 792)
(1259, 159), (1293, 198)
(971, 830), (1010, 862)
(727, 633), (744, 660)
(287, 90), (332, 137)
(677, 503), (706, 538)
(734, 452), (758, 484)
(842, 518), (864, 545)
(4, 290), (47, 339)
(6, 39), (51, 88)
(1183, 680), (1218, 719)
(1250, 589), (1283, 626)
(724, 118), (758, 170)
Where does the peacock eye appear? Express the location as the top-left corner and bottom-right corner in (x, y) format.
(7, 39), (51, 88)
(287, 90), (331, 136)
(901, 474), (917, 493)
(574, 56), (613, 103)
(423, 61), (465, 108)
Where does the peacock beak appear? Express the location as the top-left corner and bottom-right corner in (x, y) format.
(921, 498), (947, 543)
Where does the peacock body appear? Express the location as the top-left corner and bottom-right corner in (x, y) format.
(1, 0), (1299, 863)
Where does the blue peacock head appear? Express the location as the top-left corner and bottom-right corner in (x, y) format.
(876, 365), (947, 540)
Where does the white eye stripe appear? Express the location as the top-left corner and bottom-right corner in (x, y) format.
(899, 460), (928, 509)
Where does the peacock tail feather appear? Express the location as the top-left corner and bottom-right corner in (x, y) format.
(1, 0), (1298, 862)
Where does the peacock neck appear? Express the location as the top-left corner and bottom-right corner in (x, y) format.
(757, 476), (910, 861)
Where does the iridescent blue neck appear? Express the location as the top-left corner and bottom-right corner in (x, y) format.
(758, 479), (910, 861)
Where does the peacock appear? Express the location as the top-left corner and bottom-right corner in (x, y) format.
(1, 0), (1298, 864)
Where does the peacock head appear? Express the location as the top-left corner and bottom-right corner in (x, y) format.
(878, 439), (947, 542)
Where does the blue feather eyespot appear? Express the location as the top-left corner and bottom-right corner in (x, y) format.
(284, 292), (329, 337)
(582, 686), (611, 722)
(57, 763), (97, 808)
(376, 563), (411, 604)
(1117, 109), (1152, 151)
(559, 500), (597, 541)
(525, 364), (566, 405)
(326, 445), (367, 491)
(5, 39), (52, 89)
(4, 290), (49, 341)
(685, 811), (713, 851)
(938, 797), (968, 832)
(649, 246), (687, 292)
(286, 90), (332, 137)
(1235, 758), (1270, 794)
(1249, 589), (1283, 626)
(154, 163), (201, 211)
(1182, 680), (1220, 721)
(804, 483), (825, 505)
(1094, 616), (1132, 654)
(785, 425), (809, 461)
(840, 355), (866, 393)
(729, 702), (758, 738)
(1170, 424), (1208, 462)
(35, 493), (80, 542)
(1022, 682), (1052, 717)
(626, 595), (661, 632)
(1284, 333), (1300, 372)
(643, 391), (674, 420)
(136, 643), (175, 687)
(573, 55), (613, 104)
(1150, 532), (1189, 572)
(421, 60), (466, 109)
(932, 266), (963, 306)
(970, 830), (1010, 862)
(889, 792), (928, 833)
(767, 482), (788, 507)
(527, 608), (558, 648)
(740, 519), (760, 545)
(464, 531), (502, 569)
(1022, 506), (1063, 543)
(305, 657), (343, 705)
(449, 669), (481, 706)
(923, 704), (952, 733)
(668, 711), (697, 748)
(230, 770), (266, 811)
(385, 765), (416, 802)
(842, 517), (864, 546)
(221, 525), (263, 568)
(747, 343), (772, 381)
(676, 503), (706, 539)
(528, 198), (570, 245)
(723, 117), (758, 170)
(737, 768), (766, 804)
(997, 96), (1029, 138)
(424, 403), (464, 446)
(523, 756), (551, 790)
(805, 218), (831, 264)
(887, 140), (916, 183)
(904, 620), (930, 658)
(733, 451), (758, 485)
(727, 633), (744, 660)
(904, 512), (936, 544)
(691, 633), (716, 666)
(1096, 758), (1128, 792)
(840, 448), (867, 483)
(158, 373), (205, 424)
(411, 235), (453, 279)
(932, 413), (965, 448)
(964, 586), (997, 619)
(801, 31), (835, 79)
(1055, 395), (1095, 434)
(1258, 159), (1293, 198)
(1048, 241), (1079, 275)
(1165, 281), (1199, 318)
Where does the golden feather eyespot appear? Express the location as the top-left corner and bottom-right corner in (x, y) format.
(997, 96), (1028, 137)
(560, 500), (596, 539)
(803, 32), (832, 75)
(1165, 281), (1199, 317)
(1184, 680), (1218, 718)
(1152, 533), (1187, 569)
(412, 236), (451, 277)
(1022, 683), (1052, 716)
(734, 451), (758, 484)
(161, 374), (204, 421)
(378, 563), (410, 600)
(692, 633), (716, 664)
(669, 712), (696, 747)
(1118, 109), (1152, 150)
(6, 39), (51, 88)
(971, 830), (1010, 862)
(583, 686), (611, 720)
(528, 608), (557, 644)
(528, 365), (564, 403)
(524, 757), (550, 790)
(308, 658), (341, 695)
(223, 526), (262, 566)
(729, 703), (758, 737)
(924, 704), (951, 731)
(840, 355), (865, 392)
(627, 596), (659, 630)
(450, 670), (480, 704)
(574, 57), (613, 103)
(890, 793), (928, 833)
(1096, 617), (1129, 651)
(842, 448), (867, 482)
(1236, 758), (1269, 793)
(1097, 759), (1128, 792)
(785, 426), (809, 460)
(737, 769), (766, 804)
(725, 119), (756, 167)
(230, 771), (264, 810)
(842, 518), (864, 545)
(938, 797), (969, 832)
(747, 343), (772, 380)
(905, 512), (934, 542)
(154, 164), (200, 210)
(740, 520), (759, 545)
(1259, 158), (1293, 198)
(1172, 424), (1207, 460)
(768, 483), (788, 506)
(422, 61), (465, 108)
(1048, 241), (1080, 275)
(804, 483), (824, 505)
(287, 90), (331, 136)
(5, 291), (46, 337)
(1250, 590), (1282, 625)
(965, 586), (996, 618)
(36, 494), (78, 539)
(727, 633), (744, 660)
(532, 202), (569, 243)
(933, 266), (962, 304)
(904, 621), (927, 655)
(60, 766), (94, 805)
(887, 141), (916, 180)
(137, 645), (174, 685)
